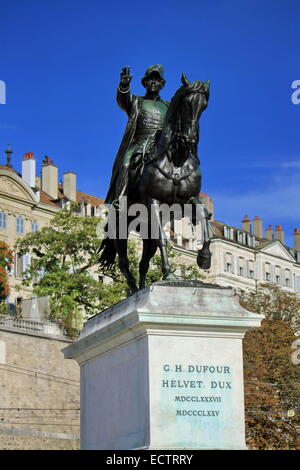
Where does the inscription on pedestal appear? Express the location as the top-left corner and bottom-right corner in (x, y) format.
(161, 363), (232, 419)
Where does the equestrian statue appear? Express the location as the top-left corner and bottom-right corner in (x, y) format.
(99, 64), (212, 294)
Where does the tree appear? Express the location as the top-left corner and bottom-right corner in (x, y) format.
(239, 283), (300, 449)
(15, 208), (203, 328)
(0, 240), (13, 301)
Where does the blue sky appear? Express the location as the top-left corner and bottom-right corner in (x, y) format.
(0, 0), (299, 246)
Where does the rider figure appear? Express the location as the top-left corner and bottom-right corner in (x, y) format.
(105, 65), (169, 209)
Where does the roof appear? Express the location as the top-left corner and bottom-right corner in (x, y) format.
(39, 189), (61, 208)
(209, 219), (300, 263)
(75, 190), (104, 207)
(0, 165), (20, 176)
(57, 185), (104, 207)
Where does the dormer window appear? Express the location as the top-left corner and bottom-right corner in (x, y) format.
(224, 226), (234, 240)
(247, 234), (255, 247)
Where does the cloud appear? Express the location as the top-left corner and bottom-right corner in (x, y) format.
(213, 172), (300, 223)
(280, 160), (300, 168)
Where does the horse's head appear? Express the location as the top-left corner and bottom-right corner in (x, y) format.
(154, 74), (210, 159)
(178, 74), (210, 146)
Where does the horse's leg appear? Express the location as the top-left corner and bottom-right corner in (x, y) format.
(190, 197), (212, 270)
(139, 238), (158, 290)
(151, 199), (177, 281)
(115, 238), (138, 295)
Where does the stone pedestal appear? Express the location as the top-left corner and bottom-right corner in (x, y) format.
(63, 281), (263, 450)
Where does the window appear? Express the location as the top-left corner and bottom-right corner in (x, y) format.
(238, 257), (244, 276)
(15, 253), (30, 278)
(224, 227), (234, 240)
(31, 221), (38, 232)
(224, 252), (232, 272)
(238, 232), (247, 244)
(275, 266), (281, 284)
(15, 253), (23, 278)
(248, 260), (254, 279)
(296, 276), (300, 293)
(16, 216), (24, 234)
(265, 263), (271, 281)
(285, 269), (291, 287)
(0, 212), (7, 230)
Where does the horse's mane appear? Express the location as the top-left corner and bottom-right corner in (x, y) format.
(155, 79), (209, 155)
(164, 80), (209, 129)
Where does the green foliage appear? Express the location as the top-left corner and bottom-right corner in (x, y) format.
(239, 283), (300, 449)
(15, 208), (103, 327)
(0, 301), (10, 315)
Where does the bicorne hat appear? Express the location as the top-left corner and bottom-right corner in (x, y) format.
(141, 64), (166, 87)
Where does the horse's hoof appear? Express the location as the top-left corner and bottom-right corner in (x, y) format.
(127, 285), (138, 297)
(162, 272), (177, 281)
(197, 253), (212, 270)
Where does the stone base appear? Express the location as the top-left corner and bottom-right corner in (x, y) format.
(63, 281), (262, 450)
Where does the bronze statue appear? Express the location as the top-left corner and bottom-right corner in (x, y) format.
(105, 65), (169, 208)
(100, 65), (212, 294)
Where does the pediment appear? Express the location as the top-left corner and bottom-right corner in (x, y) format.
(261, 241), (295, 262)
(0, 172), (37, 203)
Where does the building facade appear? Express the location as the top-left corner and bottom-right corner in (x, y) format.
(0, 149), (104, 307)
(168, 196), (300, 295)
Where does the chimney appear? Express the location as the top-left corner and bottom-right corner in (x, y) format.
(294, 228), (300, 251)
(22, 152), (36, 187)
(265, 224), (273, 240)
(242, 215), (251, 233)
(253, 216), (263, 238)
(63, 172), (77, 202)
(41, 156), (58, 200)
(275, 225), (284, 244)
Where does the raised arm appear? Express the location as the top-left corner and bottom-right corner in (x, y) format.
(117, 66), (133, 115)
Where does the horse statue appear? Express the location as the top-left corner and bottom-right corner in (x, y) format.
(99, 74), (212, 294)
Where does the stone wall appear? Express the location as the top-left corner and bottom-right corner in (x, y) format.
(0, 323), (80, 450)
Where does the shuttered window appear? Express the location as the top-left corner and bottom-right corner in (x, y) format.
(31, 221), (38, 232)
(15, 253), (31, 278)
(265, 263), (271, 281)
(16, 216), (24, 234)
(0, 212), (7, 230)
(248, 260), (254, 279)
(224, 252), (232, 272)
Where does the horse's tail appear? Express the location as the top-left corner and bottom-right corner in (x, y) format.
(98, 237), (116, 269)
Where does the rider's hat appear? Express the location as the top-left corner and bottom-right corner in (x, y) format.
(141, 64), (165, 87)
